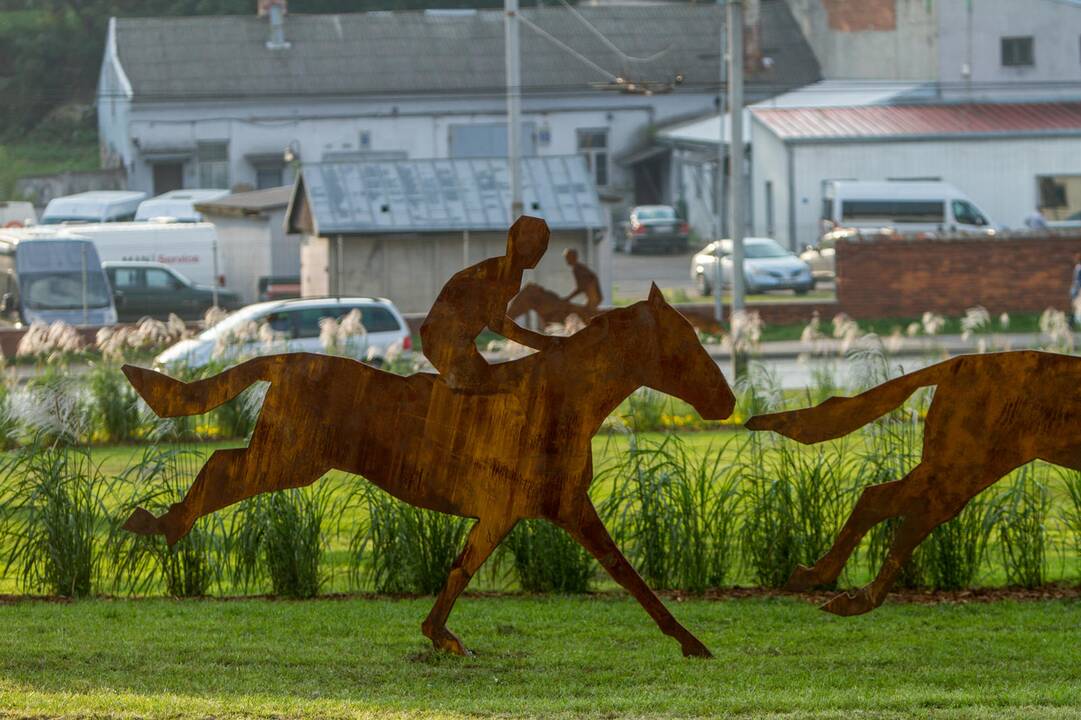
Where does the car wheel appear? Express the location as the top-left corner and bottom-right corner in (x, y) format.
(696, 273), (712, 297)
(795, 286), (810, 296)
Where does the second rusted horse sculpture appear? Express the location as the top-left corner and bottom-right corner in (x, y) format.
(124, 217), (734, 658)
(748, 350), (1081, 616)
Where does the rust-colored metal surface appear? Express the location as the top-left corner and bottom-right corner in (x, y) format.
(747, 350), (1078, 616)
(123, 217), (734, 657)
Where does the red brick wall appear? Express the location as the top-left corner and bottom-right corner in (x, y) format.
(835, 233), (1081, 320)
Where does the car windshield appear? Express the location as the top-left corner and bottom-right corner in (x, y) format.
(21, 271), (112, 310)
(636, 207), (676, 220)
(744, 240), (791, 259)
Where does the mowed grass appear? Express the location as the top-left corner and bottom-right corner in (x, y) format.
(1, 595), (1080, 718)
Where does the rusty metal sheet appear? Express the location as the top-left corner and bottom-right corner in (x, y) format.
(124, 216), (734, 658)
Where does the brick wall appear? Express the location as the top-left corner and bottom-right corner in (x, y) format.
(835, 232), (1081, 320)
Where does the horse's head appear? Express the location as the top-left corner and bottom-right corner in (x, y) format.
(639, 283), (736, 420)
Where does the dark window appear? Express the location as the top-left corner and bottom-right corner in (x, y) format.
(841, 200), (945, 223)
(146, 268), (178, 289)
(110, 268), (141, 289)
(951, 200), (988, 226)
(254, 163), (284, 190)
(577, 129), (609, 187)
(1002, 36), (1034, 67)
(356, 305), (401, 333)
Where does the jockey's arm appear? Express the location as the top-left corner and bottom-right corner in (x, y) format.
(490, 314), (556, 351)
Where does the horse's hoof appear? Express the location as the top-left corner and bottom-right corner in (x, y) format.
(122, 507), (161, 536)
(820, 590), (873, 617)
(428, 628), (473, 657)
(680, 637), (713, 659)
(785, 564), (819, 592)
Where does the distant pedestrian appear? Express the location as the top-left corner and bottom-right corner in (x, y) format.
(1071, 252), (1081, 328)
(1025, 209), (1049, 231)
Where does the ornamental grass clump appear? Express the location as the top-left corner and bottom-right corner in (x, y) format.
(502, 519), (594, 593)
(598, 434), (741, 591)
(989, 465), (1050, 589)
(0, 435), (111, 597)
(87, 362), (144, 443)
(1060, 467), (1081, 585)
(349, 485), (470, 594)
(109, 446), (227, 597)
(232, 484), (335, 598)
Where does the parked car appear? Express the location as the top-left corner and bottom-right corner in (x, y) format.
(40, 191), (146, 225)
(0, 230), (117, 326)
(799, 231), (837, 283)
(155, 296), (411, 369)
(621, 205), (690, 254)
(820, 180), (997, 237)
(691, 237), (814, 296)
(104, 261), (240, 322)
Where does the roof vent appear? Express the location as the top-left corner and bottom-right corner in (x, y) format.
(259, 0), (290, 50)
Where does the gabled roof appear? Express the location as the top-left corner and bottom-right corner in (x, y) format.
(752, 102), (1081, 142)
(290, 156), (603, 235)
(110, 3), (818, 100)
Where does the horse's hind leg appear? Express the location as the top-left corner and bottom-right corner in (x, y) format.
(422, 515), (516, 656)
(787, 477), (907, 591)
(125, 446), (325, 547)
(820, 514), (934, 617)
(560, 501), (711, 658)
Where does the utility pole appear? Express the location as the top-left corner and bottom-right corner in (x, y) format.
(727, 0), (747, 378)
(505, 0), (523, 220)
(713, 0), (726, 327)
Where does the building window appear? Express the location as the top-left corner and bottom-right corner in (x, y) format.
(196, 141), (230, 189)
(254, 162), (284, 190)
(1001, 36), (1034, 67)
(577, 129), (608, 187)
(764, 180), (774, 237)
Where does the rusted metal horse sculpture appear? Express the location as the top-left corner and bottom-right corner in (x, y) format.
(507, 282), (603, 326)
(748, 350), (1081, 616)
(123, 284), (734, 657)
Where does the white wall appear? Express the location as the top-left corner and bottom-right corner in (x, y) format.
(305, 230), (592, 314)
(119, 92), (716, 201)
(784, 0), (937, 80)
(770, 135), (1081, 247)
(750, 119), (793, 246)
(209, 208), (301, 304)
(938, 0), (1081, 101)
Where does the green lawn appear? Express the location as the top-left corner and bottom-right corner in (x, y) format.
(1, 595), (1080, 718)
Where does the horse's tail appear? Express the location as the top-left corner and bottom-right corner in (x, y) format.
(123, 356), (278, 418)
(746, 357), (960, 444)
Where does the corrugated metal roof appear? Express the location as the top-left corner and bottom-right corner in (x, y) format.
(298, 156), (603, 234)
(752, 102), (1081, 141)
(196, 185), (292, 214)
(112, 3), (818, 99)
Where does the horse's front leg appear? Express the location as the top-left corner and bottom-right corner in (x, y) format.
(422, 515), (516, 656)
(560, 501), (712, 658)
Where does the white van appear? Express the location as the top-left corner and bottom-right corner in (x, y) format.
(135, 189), (229, 223)
(0, 201), (37, 227)
(0, 229), (117, 326)
(54, 221), (226, 289)
(820, 181), (996, 237)
(40, 191), (147, 225)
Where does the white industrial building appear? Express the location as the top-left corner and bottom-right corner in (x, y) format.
(749, 101), (1081, 249)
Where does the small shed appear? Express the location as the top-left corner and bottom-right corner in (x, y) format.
(287, 157), (608, 314)
(195, 186), (300, 304)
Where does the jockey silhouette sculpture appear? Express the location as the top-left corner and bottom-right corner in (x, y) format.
(123, 216), (735, 658)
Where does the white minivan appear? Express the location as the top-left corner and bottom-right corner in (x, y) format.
(135, 189), (229, 223)
(820, 181), (996, 236)
(40, 191), (147, 225)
